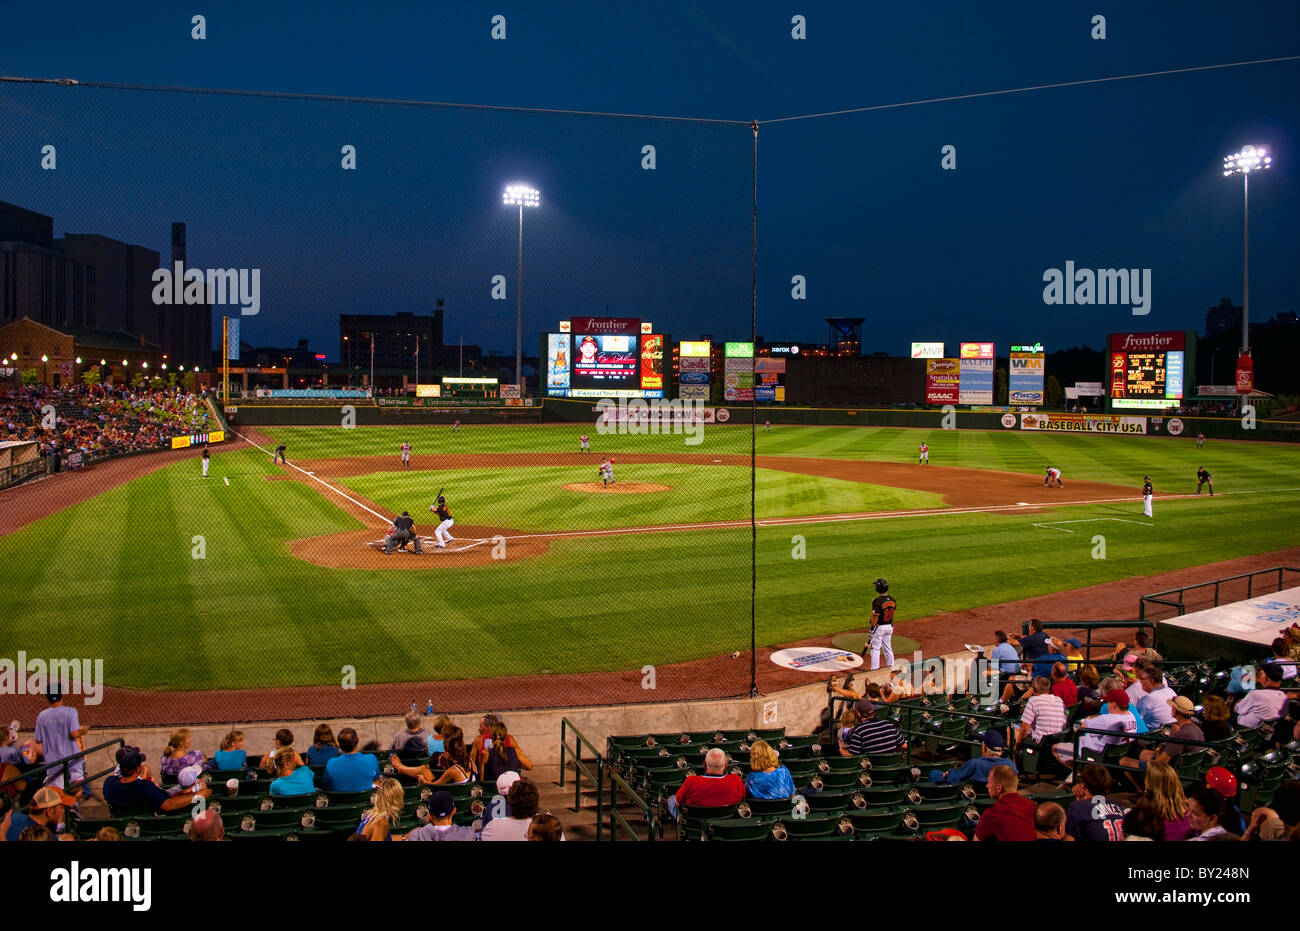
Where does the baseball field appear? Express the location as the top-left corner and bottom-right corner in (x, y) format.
(2, 421), (1297, 696)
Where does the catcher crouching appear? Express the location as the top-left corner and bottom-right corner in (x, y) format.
(384, 511), (423, 555)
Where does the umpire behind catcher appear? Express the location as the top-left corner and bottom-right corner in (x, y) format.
(384, 511), (423, 555)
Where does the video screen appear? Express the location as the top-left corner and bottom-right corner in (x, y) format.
(571, 334), (639, 388)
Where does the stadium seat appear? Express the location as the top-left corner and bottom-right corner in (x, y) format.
(805, 770), (871, 792)
(321, 788), (376, 806)
(736, 797), (798, 818)
(844, 806), (908, 837)
(910, 803), (974, 831)
(767, 812), (844, 840)
(705, 817), (771, 841)
(861, 784), (908, 807)
(676, 803), (740, 841)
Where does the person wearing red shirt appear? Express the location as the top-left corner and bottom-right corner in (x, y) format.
(1050, 663), (1078, 706)
(975, 766), (1036, 841)
(669, 748), (744, 819)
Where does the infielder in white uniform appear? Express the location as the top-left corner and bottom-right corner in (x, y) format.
(1142, 476), (1153, 518)
(1044, 467), (1063, 488)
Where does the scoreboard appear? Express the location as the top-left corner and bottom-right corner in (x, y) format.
(1107, 331), (1190, 410)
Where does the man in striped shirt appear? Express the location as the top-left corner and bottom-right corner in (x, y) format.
(1016, 677), (1068, 747)
(843, 701), (902, 756)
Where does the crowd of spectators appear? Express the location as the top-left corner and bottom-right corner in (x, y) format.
(0, 383), (211, 466)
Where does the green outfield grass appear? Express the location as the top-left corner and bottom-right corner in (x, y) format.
(0, 426), (1296, 692)
(340, 465), (945, 530)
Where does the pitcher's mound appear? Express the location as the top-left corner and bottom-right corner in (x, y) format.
(563, 482), (671, 494)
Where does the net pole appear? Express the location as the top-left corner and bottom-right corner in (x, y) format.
(750, 119), (759, 699)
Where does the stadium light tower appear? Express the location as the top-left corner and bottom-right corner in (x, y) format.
(1222, 145), (1271, 355)
(502, 183), (540, 393)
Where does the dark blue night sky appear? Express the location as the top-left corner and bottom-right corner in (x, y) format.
(1, 1), (1296, 358)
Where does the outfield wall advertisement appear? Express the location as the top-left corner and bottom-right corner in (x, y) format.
(1020, 413), (1147, 434)
(958, 358), (994, 405)
(1009, 350), (1045, 405)
(926, 358), (960, 404)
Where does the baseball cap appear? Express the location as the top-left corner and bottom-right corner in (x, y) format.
(1104, 689), (1131, 710)
(177, 764), (204, 789)
(1205, 766), (1238, 798)
(981, 730), (1005, 750)
(45, 682), (62, 702)
(1168, 695), (1195, 715)
(31, 785), (76, 809)
(854, 700), (877, 717)
(1064, 638), (1083, 649)
(428, 790), (455, 818)
(1260, 662), (1284, 683)
(496, 771), (522, 795)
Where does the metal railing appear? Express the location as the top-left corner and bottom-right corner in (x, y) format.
(1140, 567), (1300, 623)
(0, 737), (125, 817)
(1018, 619), (1154, 659)
(605, 763), (656, 842)
(1063, 726), (1248, 783)
(558, 717), (604, 842)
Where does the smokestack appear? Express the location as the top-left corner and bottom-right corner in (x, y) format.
(171, 222), (186, 267)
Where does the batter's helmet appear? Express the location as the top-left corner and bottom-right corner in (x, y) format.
(437, 495), (446, 505)
(873, 578), (889, 594)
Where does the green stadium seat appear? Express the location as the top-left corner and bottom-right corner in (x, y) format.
(321, 788), (376, 807)
(736, 797), (799, 818)
(862, 784), (908, 807)
(767, 812), (844, 840)
(910, 802), (973, 831)
(677, 803), (740, 841)
(845, 806), (908, 836)
(802, 790), (864, 813)
(705, 817), (771, 841)
(805, 769), (872, 792)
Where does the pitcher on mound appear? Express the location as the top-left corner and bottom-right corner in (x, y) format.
(430, 496), (455, 548)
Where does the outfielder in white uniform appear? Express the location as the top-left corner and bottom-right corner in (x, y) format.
(430, 496), (455, 548)
(580, 433), (590, 452)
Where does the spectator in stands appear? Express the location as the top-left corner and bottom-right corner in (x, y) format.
(744, 739), (795, 800)
(392, 726), (475, 785)
(355, 777), (404, 841)
(974, 766), (1035, 841)
(1016, 677), (1068, 747)
(103, 747), (209, 814)
(1050, 662), (1078, 706)
(268, 746), (315, 797)
(1123, 696), (1204, 774)
(398, 790), (476, 841)
(929, 730), (1015, 785)
(190, 810), (224, 842)
(528, 812), (565, 842)
(1122, 801), (1165, 841)
(990, 630), (1021, 677)
(1268, 639), (1299, 680)
(1269, 700), (1300, 749)
(93, 827), (122, 841)
(1199, 696), (1233, 742)
(1034, 802), (1068, 841)
(481, 777), (542, 841)
(1066, 764), (1125, 841)
(1098, 677), (1148, 734)
(470, 714), (500, 772)
(1032, 640), (1070, 680)
(3, 786), (73, 842)
(33, 683), (90, 795)
(1062, 638), (1086, 673)
(392, 713), (429, 755)
(481, 721), (524, 785)
(1279, 624), (1300, 664)
(1076, 664), (1102, 702)
(1204, 767), (1246, 834)
(1234, 663), (1289, 728)
(428, 715), (453, 755)
(18, 824), (54, 842)
(1053, 690), (1139, 774)
(211, 730), (246, 771)
(842, 701), (902, 756)
(1243, 781), (1300, 840)
(835, 707), (859, 755)
(1011, 619), (1050, 661)
(306, 724), (340, 766)
(1187, 785), (1232, 841)
(260, 728), (302, 773)
(160, 728), (205, 777)
(322, 728), (380, 792)
(1132, 662), (1178, 730)
(668, 748), (744, 820)
(1112, 630), (1161, 665)
(1138, 759), (1190, 842)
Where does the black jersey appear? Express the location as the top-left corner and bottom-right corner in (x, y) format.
(872, 594), (897, 625)
(434, 504), (452, 522)
(1197, 468), (1211, 482)
(394, 515), (415, 533)
(1143, 480), (1153, 496)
